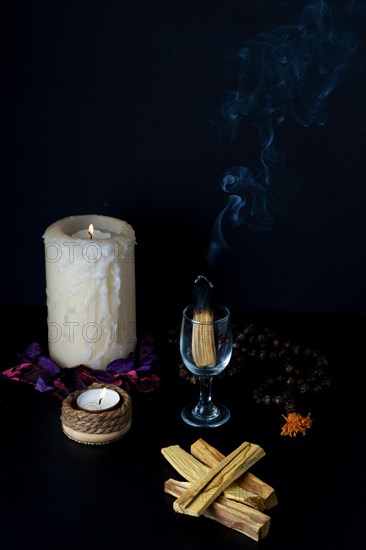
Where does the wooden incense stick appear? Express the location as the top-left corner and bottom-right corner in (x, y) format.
(190, 439), (278, 509)
(172, 441), (265, 517)
(192, 275), (216, 367)
(164, 479), (271, 542)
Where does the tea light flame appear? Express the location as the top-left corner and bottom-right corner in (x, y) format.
(98, 387), (107, 404)
(88, 224), (94, 239)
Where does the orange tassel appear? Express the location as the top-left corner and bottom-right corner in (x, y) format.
(280, 411), (312, 437)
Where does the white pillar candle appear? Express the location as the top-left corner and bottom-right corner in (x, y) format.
(43, 214), (137, 369)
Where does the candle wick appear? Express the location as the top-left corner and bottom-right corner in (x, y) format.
(89, 231), (93, 240)
(98, 397), (103, 404)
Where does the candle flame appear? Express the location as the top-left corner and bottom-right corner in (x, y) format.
(98, 387), (107, 404)
(88, 224), (94, 239)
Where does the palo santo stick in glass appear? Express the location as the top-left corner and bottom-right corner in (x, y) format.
(161, 444), (265, 510)
(192, 310), (217, 366)
(164, 479), (271, 542)
(173, 441), (265, 517)
(192, 275), (216, 367)
(191, 438), (278, 509)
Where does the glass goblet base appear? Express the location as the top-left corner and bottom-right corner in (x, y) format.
(181, 403), (230, 428)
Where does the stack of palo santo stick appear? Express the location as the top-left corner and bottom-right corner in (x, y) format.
(161, 439), (278, 542)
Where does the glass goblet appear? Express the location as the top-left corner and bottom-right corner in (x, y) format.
(180, 304), (232, 428)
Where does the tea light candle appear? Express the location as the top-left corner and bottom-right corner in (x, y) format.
(77, 387), (120, 411)
(61, 384), (132, 444)
(43, 214), (137, 369)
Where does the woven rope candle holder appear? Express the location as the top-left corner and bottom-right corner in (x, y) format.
(61, 383), (132, 445)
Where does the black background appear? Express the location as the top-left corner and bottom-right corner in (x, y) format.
(2, 0), (366, 314)
(1, 3), (366, 548)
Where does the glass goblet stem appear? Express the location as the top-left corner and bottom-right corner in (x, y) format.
(193, 376), (218, 418)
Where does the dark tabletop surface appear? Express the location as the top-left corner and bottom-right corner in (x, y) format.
(1, 306), (365, 550)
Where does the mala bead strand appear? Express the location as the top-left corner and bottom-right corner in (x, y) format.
(232, 322), (331, 436)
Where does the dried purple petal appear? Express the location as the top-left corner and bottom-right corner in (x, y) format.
(37, 355), (60, 374)
(1, 363), (35, 382)
(52, 378), (70, 399)
(135, 374), (161, 392)
(139, 336), (158, 365)
(92, 369), (111, 383)
(135, 364), (152, 372)
(24, 342), (42, 360)
(1, 362), (44, 386)
(70, 366), (111, 390)
(106, 356), (135, 374)
(35, 376), (54, 392)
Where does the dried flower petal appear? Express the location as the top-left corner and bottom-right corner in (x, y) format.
(106, 356), (135, 374)
(135, 374), (161, 392)
(281, 412), (313, 437)
(35, 376), (54, 392)
(37, 355), (60, 374)
(23, 342), (42, 360)
(1, 339), (160, 399)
